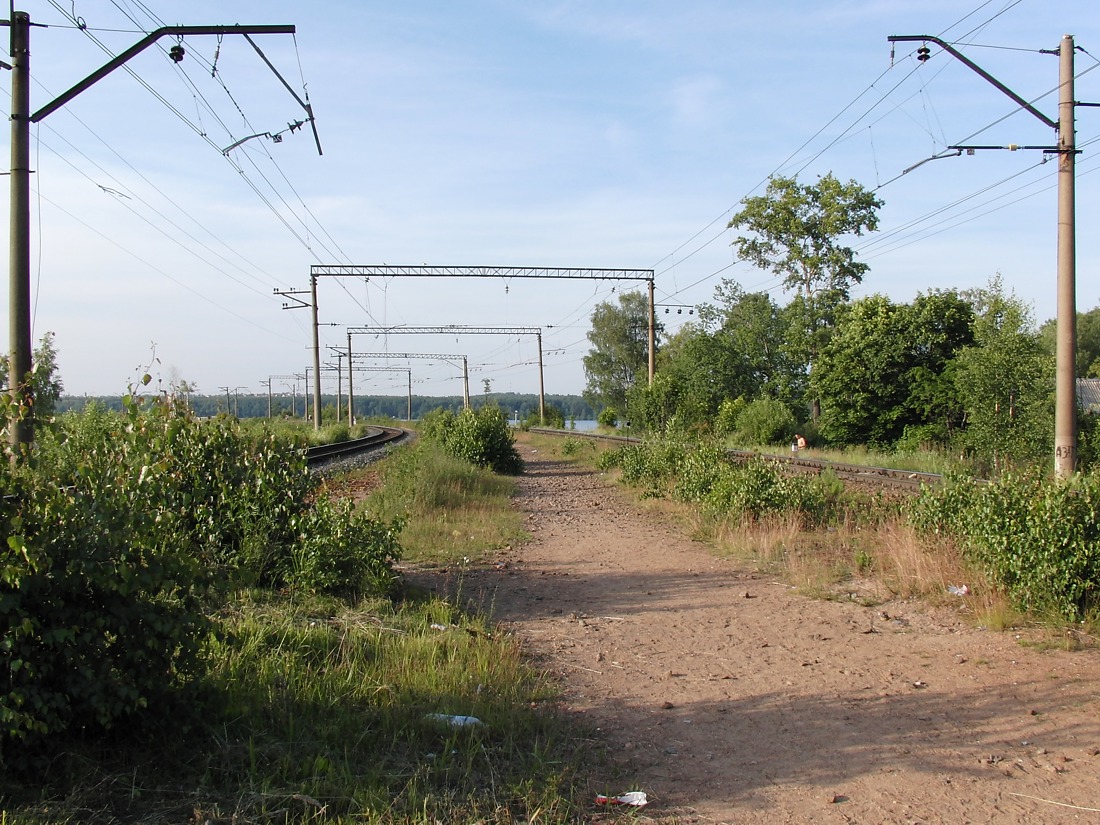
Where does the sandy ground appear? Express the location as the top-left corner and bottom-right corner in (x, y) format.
(425, 443), (1100, 824)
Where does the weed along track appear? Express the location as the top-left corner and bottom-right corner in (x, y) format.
(529, 427), (942, 494)
(454, 438), (1100, 824)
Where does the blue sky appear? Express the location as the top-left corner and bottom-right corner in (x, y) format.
(2, 0), (1099, 400)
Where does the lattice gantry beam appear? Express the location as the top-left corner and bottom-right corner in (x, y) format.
(346, 325), (540, 336)
(312, 264), (652, 280)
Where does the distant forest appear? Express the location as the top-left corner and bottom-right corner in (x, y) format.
(56, 392), (596, 423)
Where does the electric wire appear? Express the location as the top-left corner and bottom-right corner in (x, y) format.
(32, 188), (301, 341)
(58, 2), (366, 286)
(39, 1), (385, 361)
(28, 103), (292, 294)
(651, 0), (1050, 308)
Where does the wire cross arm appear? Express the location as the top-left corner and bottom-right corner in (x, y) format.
(887, 34), (1058, 129)
(222, 119), (312, 154)
(948, 143), (1064, 153)
(243, 33), (323, 155)
(30, 24), (297, 123)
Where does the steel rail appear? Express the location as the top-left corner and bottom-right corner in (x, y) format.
(304, 426), (408, 466)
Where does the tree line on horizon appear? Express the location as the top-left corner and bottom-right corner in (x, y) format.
(56, 391), (596, 424)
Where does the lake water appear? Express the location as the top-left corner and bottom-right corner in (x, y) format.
(513, 419), (599, 431)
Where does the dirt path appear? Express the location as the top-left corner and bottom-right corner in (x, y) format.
(454, 444), (1100, 823)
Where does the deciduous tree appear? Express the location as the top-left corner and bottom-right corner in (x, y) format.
(812, 291), (973, 446)
(1, 331), (64, 423)
(583, 291), (658, 413)
(729, 173), (882, 417)
(954, 280), (1053, 470)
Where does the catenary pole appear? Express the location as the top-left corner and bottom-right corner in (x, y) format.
(310, 274), (322, 428)
(537, 332), (545, 424)
(647, 278), (655, 384)
(347, 332), (354, 423)
(1055, 35), (1077, 478)
(8, 12), (31, 459)
(887, 33), (1078, 478)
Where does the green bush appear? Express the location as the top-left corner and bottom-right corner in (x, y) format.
(286, 498), (403, 598)
(421, 406), (523, 475)
(596, 407), (619, 428)
(602, 434), (837, 525)
(673, 442), (728, 502)
(2, 402), (211, 751)
(600, 437), (687, 496)
(734, 397), (796, 445)
(560, 436), (595, 458)
(523, 403), (565, 429)
(703, 457), (830, 524)
(1, 398), (404, 755)
(894, 423), (949, 454)
(715, 397), (746, 437)
(909, 471), (1100, 619)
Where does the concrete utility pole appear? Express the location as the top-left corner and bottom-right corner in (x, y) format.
(326, 348), (345, 422)
(261, 377), (273, 417)
(1055, 36), (1077, 479)
(8, 13), (31, 457)
(648, 278), (656, 386)
(310, 274), (321, 428)
(6, 17), (304, 459)
(268, 374), (299, 417)
(219, 385), (244, 416)
(887, 33), (1080, 478)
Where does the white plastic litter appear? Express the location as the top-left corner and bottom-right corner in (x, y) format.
(425, 713), (483, 727)
(947, 584), (970, 596)
(595, 791), (648, 807)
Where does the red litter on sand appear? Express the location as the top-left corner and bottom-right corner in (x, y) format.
(595, 791), (648, 807)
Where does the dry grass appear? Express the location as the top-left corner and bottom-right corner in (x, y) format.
(874, 521), (972, 600)
(684, 505), (1022, 623)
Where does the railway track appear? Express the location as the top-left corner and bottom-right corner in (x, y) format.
(305, 426), (409, 468)
(527, 426), (941, 492)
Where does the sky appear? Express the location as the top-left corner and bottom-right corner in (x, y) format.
(2, 0), (1099, 401)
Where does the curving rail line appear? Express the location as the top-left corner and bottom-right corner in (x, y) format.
(305, 426), (408, 468)
(527, 427), (941, 493)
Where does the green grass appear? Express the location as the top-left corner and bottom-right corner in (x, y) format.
(796, 443), (975, 475)
(363, 441), (529, 564)
(1, 592), (591, 823)
(1, 439), (602, 824)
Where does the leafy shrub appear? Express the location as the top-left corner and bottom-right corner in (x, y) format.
(604, 432), (839, 524)
(318, 421), (352, 445)
(706, 458), (836, 525)
(597, 407), (619, 428)
(560, 437), (595, 458)
(909, 472), (1100, 619)
(601, 436), (688, 496)
(715, 397), (746, 437)
(422, 405), (523, 475)
(1, 398), (404, 754)
(524, 403), (566, 429)
(894, 423), (949, 453)
(734, 398), (796, 445)
(286, 499), (403, 598)
(673, 442), (728, 502)
(2, 402), (211, 751)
